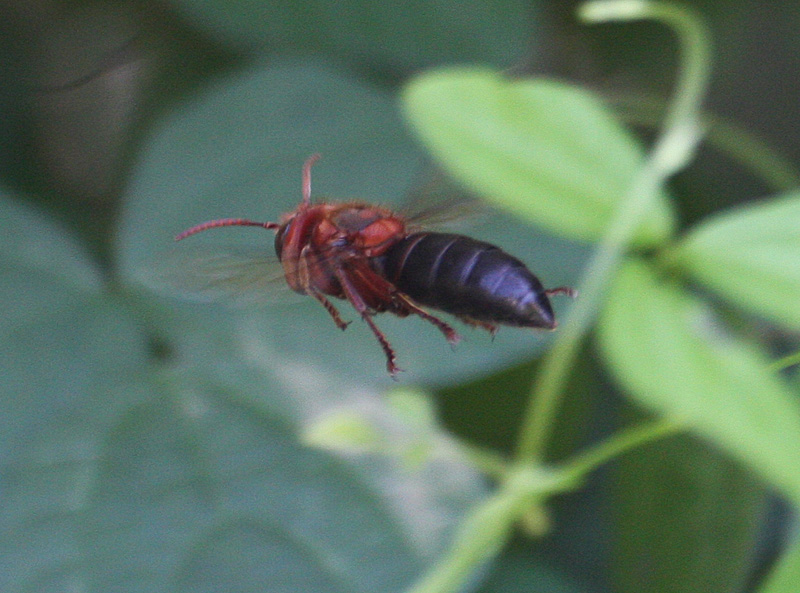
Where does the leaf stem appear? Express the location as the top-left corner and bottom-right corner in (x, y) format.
(609, 95), (800, 192)
(406, 418), (681, 593)
(770, 350), (800, 373)
(515, 1), (712, 465)
(562, 418), (682, 479)
(405, 467), (568, 593)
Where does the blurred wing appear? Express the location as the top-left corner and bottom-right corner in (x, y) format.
(138, 245), (301, 307)
(401, 165), (487, 232)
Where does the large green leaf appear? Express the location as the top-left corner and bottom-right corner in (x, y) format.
(611, 427), (767, 593)
(477, 543), (583, 593)
(79, 366), (486, 592)
(0, 192), (151, 591)
(0, 300), (151, 592)
(0, 193), (101, 296)
(671, 192), (800, 331)
(759, 542), (800, 593)
(117, 59), (585, 386)
(598, 258), (800, 506)
(166, 0), (530, 70)
(0, 192), (131, 445)
(1, 353), (488, 593)
(402, 68), (675, 246)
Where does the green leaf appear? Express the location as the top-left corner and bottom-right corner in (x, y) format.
(402, 68), (675, 246)
(3, 351), (486, 592)
(0, 192), (101, 295)
(759, 542), (800, 593)
(598, 258), (800, 506)
(0, 191), (137, 444)
(304, 389), (459, 468)
(670, 192), (800, 331)
(0, 197), (153, 592)
(166, 0), (530, 70)
(117, 59), (585, 385)
(611, 425), (767, 593)
(2, 353), (488, 592)
(1, 281), (486, 592)
(303, 411), (387, 454)
(477, 543), (583, 593)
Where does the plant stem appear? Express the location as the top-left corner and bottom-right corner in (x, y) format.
(770, 350), (800, 373)
(515, 0), (712, 466)
(407, 418), (681, 593)
(405, 467), (569, 593)
(562, 418), (682, 480)
(610, 95), (800, 191)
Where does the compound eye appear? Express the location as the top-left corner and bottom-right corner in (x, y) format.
(274, 221), (291, 260)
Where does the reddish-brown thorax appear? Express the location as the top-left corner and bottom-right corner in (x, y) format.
(276, 201), (407, 298)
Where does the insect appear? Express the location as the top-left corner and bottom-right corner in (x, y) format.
(176, 154), (576, 377)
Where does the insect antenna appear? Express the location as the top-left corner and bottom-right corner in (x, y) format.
(302, 153), (321, 204)
(175, 218), (279, 241)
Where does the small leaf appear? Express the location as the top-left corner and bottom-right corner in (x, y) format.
(670, 192), (800, 331)
(303, 411), (387, 453)
(598, 258), (800, 506)
(402, 68), (675, 246)
(386, 388), (439, 429)
(303, 389), (456, 470)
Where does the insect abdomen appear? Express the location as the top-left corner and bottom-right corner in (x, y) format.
(380, 233), (557, 329)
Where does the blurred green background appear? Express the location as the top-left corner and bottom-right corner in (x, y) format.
(1, 1), (798, 592)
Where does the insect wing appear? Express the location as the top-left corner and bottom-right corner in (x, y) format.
(146, 239), (373, 308)
(140, 245), (299, 307)
(400, 168), (486, 232)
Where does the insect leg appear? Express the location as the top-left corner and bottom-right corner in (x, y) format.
(545, 286), (578, 299)
(394, 293), (461, 345)
(334, 269), (401, 378)
(459, 317), (500, 338)
(309, 291), (350, 330)
(295, 246), (351, 331)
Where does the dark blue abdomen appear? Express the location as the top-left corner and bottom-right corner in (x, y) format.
(379, 233), (556, 329)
